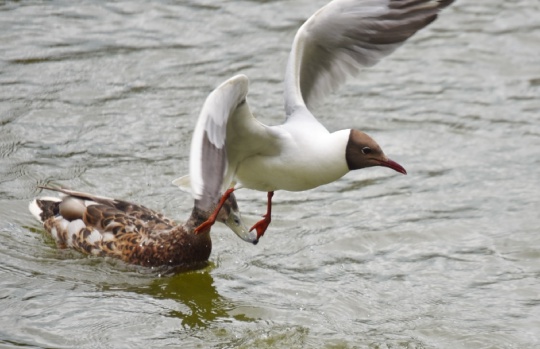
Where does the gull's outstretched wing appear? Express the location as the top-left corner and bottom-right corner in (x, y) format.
(284, 0), (453, 116)
(190, 74), (281, 210)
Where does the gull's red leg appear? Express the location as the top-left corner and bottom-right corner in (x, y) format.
(194, 188), (235, 234)
(250, 191), (274, 239)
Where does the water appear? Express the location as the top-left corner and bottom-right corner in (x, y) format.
(1, 0), (539, 348)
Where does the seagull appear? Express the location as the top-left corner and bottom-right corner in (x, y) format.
(185, 0), (453, 240)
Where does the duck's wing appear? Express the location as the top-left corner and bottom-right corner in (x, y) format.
(29, 187), (178, 257)
(284, 0), (453, 117)
(36, 186), (177, 229)
(190, 74), (283, 211)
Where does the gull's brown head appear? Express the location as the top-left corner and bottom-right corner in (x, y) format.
(345, 129), (407, 175)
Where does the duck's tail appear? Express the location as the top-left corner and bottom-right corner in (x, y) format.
(29, 193), (100, 251)
(29, 196), (61, 223)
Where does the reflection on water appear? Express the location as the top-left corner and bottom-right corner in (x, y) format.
(118, 267), (255, 329)
(1, 0), (540, 348)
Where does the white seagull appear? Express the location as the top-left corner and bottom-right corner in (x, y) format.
(184, 0), (453, 240)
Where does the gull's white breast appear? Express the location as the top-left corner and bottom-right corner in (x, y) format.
(235, 127), (350, 192)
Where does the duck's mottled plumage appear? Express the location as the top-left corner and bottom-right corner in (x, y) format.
(30, 186), (251, 268)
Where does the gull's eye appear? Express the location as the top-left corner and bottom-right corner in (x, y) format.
(361, 147), (372, 155)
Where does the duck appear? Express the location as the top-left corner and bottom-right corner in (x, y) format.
(29, 185), (258, 268)
(182, 0), (453, 238)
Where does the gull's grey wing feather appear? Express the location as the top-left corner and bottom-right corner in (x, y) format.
(190, 75), (281, 211)
(284, 0), (453, 116)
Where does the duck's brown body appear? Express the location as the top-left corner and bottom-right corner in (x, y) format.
(30, 187), (247, 268)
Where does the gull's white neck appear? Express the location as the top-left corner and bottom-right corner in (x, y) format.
(285, 127), (350, 190)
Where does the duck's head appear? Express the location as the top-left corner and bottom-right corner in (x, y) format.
(345, 129), (407, 175)
(215, 192), (259, 245)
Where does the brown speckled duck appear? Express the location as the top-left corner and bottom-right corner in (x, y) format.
(29, 186), (258, 268)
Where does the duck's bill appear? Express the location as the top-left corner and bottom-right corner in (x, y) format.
(224, 211), (259, 245)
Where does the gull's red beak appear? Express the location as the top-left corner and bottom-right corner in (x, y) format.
(377, 158), (407, 175)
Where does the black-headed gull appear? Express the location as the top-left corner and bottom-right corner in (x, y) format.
(186, 0), (453, 240)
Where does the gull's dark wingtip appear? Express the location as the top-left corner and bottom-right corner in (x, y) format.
(438, 0), (455, 9)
